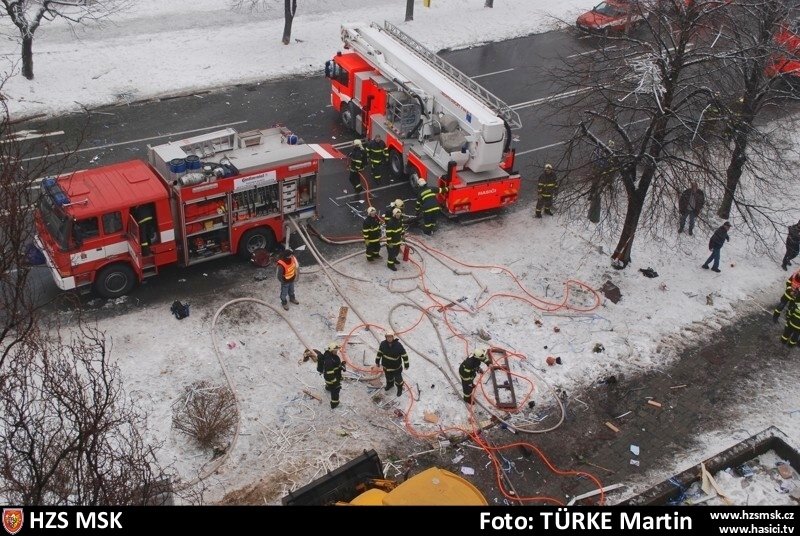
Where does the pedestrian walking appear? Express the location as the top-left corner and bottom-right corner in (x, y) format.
(415, 178), (448, 235)
(773, 270), (800, 323)
(316, 342), (345, 409)
(362, 206), (382, 261)
(702, 221), (731, 273)
(459, 348), (491, 403)
(535, 164), (558, 218)
(678, 180), (705, 235)
(348, 139), (366, 193)
(276, 248), (300, 310)
(367, 136), (388, 183)
(375, 331), (409, 397)
(385, 208), (405, 271)
(782, 220), (800, 271)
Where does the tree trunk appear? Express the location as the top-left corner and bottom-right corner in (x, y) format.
(485, 0), (494, 7)
(717, 131), (749, 219)
(406, 0), (414, 22)
(21, 35), (34, 80)
(282, 0), (297, 45)
(612, 188), (646, 268)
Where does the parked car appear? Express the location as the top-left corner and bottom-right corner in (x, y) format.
(576, 0), (649, 33)
(765, 20), (800, 78)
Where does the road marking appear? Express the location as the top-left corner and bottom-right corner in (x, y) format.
(335, 182), (403, 201)
(516, 141), (569, 156)
(20, 120), (249, 163)
(1, 130), (65, 144)
(566, 46), (617, 59)
(510, 87), (593, 110)
(472, 68), (515, 79)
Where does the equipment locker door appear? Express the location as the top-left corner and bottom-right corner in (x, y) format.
(126, 214), (144, 280)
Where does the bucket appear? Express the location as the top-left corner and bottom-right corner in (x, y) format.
(169, 158), (187, 174)
(185, 155), (201, 170)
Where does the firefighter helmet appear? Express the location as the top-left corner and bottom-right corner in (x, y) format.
(384, 331), (396, 339)
(392, 208), (403, 218)
(544, 163), (553, 170)
(393, 199), (405, 209)
(327, 342), (341, 352)
(367, 206), (377, 215)
(417, 178), (427, 187)
(472, 348), (487, 359)
(353, 139), (363, 148)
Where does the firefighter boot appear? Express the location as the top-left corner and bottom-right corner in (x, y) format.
(396, 385), (403, 397)
(535, 211), (542, 218)
(384, 382), (393, 391)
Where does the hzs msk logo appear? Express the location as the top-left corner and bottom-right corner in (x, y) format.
(2, 509), (23, 535)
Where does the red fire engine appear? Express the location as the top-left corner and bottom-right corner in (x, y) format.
(326, 22), (522, 214)
(34, 125), (343, 298)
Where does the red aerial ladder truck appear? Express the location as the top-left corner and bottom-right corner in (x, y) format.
(34, 125), (343, 298)
(326, 21), (522, 215)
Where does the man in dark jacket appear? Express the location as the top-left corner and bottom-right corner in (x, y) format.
(316, 343), (345, 409)
(782, 220), (800, 271)
(459, 348), (491, 403)
(276, 249), (299, 310)
(702, 221), (731, 273)
(415, 178), (448, 236)
(385, 208), (405, 271)
(375, 331), (409, 397)
(362, 206), (382, 261)
(348, 140), (366, 193)
(535, 164), (558, 218)
(678, 181), (705, 235)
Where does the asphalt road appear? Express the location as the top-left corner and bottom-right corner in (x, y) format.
(17, 27), (607, 310)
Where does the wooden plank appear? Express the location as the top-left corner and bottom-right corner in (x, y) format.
(302, 389), (322, 402)
(604, 421), (620, 433)
(335, 306), (349, 332)
(647, 400), (662, 408)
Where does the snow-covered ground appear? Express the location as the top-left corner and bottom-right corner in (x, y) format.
(3, 0), (800, 504)
(0, 0), (591, 119)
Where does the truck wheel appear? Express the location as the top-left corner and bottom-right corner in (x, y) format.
(389, 149), (407, 180)
(238, 228), (276, 260)
(94, 264), (136, 299)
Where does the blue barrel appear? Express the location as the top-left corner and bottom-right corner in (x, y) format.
(169, 158), (187, 174)
(185, 155), (201, 170)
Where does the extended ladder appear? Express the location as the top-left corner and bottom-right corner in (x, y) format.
(379, 21), (522, 129)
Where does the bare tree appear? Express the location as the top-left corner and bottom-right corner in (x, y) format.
(406, 0), (414, 22)
(485, 0), (494, 7)
(0, 1), (129, 80)
(711, 0), (800, 219)
(0, 326), (171, 504)
(231, 0), (298, 44)
(551, 2), (729, 267)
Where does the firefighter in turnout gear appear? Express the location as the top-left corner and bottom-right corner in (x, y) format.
(133, 203), (157, 256)
(367, 136), (388, 183)
(385, 208), (405, 271)
(385, 198), (404, 219)
(415, 178), (448, 236)
(459, 348), (491, 403)
(782, 303), (800, 347)
(773, 270), (800, 323)
(375, 331), (409, 396)
(535, 164), (557, 218)
(316, 342), (345, 409)
(348, 139), (366, 193)
(362, 206), (382, 261)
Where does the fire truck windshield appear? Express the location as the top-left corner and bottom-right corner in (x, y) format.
(38, 193), (71, 251)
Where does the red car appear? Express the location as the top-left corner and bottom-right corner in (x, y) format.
(766, 21), (800, 78)
(576, 0), (649, 33)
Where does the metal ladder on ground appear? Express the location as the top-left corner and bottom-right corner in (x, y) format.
(379, 21), (522, 129)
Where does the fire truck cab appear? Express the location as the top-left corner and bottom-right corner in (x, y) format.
(34, 125), (343, 298)
(327, 22), (522, 215)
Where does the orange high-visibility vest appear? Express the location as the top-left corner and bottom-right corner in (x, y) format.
(277, 257), (297, 281)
